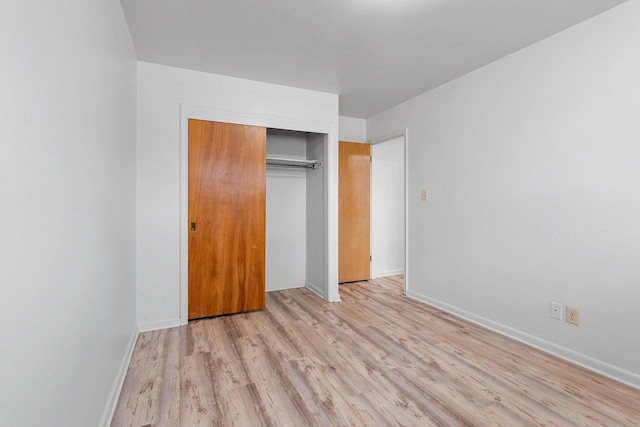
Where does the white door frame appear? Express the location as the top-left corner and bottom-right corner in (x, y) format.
(179, 104), (339, 325)
(368, 128), (409, 295)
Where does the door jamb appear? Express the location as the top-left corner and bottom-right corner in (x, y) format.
(367, 128), (409, 295)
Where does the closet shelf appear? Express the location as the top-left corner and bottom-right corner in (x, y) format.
(266, 156), (322, 169)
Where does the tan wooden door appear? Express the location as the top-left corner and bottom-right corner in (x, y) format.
(188, 119), (266, 319)
(339, 141), (371, 283)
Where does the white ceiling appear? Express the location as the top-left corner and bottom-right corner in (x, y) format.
(120, 0), (627, 118)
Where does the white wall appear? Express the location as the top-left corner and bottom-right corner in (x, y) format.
(339, 115), (367, 142)
(137, 62), (339, 330)
(0, 1), (138, 426)
(266, 130), (307, 291)
(371, 137), (405, 278)
(368, 0), (640, 388)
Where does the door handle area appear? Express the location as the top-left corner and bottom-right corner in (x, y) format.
(191, 222), (196, 231)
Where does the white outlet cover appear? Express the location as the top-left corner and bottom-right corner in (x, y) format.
(550, 302), (562, 320)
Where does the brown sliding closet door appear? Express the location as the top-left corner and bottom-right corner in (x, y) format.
(339, 141), (371, 283)
(188, 119), (266, 320)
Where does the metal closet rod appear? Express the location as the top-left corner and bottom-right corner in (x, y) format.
(266, 157), (322, 169)
(266, 164), (321, 170)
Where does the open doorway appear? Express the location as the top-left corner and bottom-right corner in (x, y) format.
(370, 135), (406, 289)
(265, 129), (327, 298)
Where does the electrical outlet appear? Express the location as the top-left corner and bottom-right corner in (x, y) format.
(421, 189), (428, 201)
(566, 306), (580, 325)
(550, 302), (562, 320)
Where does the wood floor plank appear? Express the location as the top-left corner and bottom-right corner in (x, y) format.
(112, 275), (640, 426)
(179, 352), (225, 426)
(112, 328), (181, 427)
(218, 383), (272, 427)
(251, 381), (318, 427)
(282, 356), (362, 427)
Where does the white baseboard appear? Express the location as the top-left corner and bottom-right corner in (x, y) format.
(138, 317), (181, 333)
(305, 280), (325, 299)
(267, 282), (305, 292)
(99, 330), (139, 427)
(373, 268), (405, 278)
(406, 288), (640, 391)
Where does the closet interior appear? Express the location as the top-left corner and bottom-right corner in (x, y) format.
(266, 128), (326, 296)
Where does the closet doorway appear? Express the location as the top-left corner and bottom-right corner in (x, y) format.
(265, 129), (326, 297)
(181, 107), (336, 323)
(180, 106), (339, 325)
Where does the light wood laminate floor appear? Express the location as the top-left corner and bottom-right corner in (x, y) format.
(112, 276), (640, 426)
